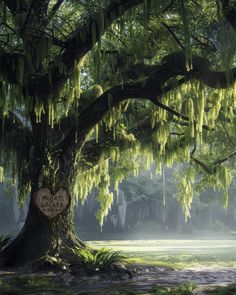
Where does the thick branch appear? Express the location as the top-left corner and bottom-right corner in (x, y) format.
(222, 0), (236, 32)
(79, 118), (155, 171)
(79, 118), (190, 172)
(201, 68), (236, 89)
(58, 51), (236, 155)
(0, 111), (32, 158)
(45, 0), (144, 97)
(46, 0), (65, 25)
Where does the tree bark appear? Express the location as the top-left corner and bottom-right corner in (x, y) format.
(1, 180), (86, 266)
(1, 122), (85, 267)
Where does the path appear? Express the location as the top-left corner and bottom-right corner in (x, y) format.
(0, 266), (236, 294)
(71, 266), (236, 294)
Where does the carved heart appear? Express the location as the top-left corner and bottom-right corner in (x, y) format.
(35, 187), (71, 219)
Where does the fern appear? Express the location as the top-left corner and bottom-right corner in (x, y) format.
(68, 247), (127, 272)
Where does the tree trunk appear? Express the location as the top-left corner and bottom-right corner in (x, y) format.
(0, 109), (88, 266)
(1, 181), (85, 266)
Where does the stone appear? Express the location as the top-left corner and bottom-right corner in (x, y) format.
(35, 187), (70, 219)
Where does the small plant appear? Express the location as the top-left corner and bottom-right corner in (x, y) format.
(69, 246), (127, 272)
(0, 234), (12, 252)
(176, 283), (196, 295)
(152, 283), (196, 295)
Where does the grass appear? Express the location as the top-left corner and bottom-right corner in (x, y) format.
(0, 275), (76, 295)
(1, 239), (236, 294)
(89, 239), (236, 269)
(79, 284), (197, 294)
(0, 277), (235, 295)
(151, 283), (196, 295)
(126, 253), (236, 269)
(205, 284), (236, 295)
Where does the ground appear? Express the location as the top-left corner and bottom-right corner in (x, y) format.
(1, 238), (236, 294)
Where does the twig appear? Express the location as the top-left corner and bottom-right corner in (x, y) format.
(161, 21), (185, 50)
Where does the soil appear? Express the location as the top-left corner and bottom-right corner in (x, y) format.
(1, 264), (236, 294)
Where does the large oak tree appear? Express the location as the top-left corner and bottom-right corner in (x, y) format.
(0, 0), (235, 266)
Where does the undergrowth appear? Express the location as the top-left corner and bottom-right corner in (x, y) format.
(151, 283), (196, 295)
(0, 275), (75, 295)
(205, 284), (236, 295)
(68, 246), (127, 272)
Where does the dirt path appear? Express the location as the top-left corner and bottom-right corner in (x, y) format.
(71, 266), (236, 294)
(1, 266), (236, 294)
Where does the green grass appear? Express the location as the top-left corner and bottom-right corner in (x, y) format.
(81, 283), (197, 295)
(205, 284), (236, 295)
(1, 239), (236, 294)
(0, 276), (76, 295)
(89, 239), (236, 269)
(151, 283), (196, 295)
(126, 253), (236, 269)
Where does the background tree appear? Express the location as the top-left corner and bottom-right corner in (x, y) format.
(0, 0), (235, 266)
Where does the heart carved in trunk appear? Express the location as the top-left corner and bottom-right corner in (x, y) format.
(35, 187), (71, 219)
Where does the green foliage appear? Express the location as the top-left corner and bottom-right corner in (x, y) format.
(69, 246), (127, 272)
(175, 166), (195, 221)
(205, 284), (236, 295)
(0, 0), (236, 227)
(0, 276), (75, 295)
(152, 283), (196, 295)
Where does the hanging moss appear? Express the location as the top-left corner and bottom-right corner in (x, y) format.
(207, 91), (222, 128)
(178, 0), (192, 70)
(153, 122), (170, 154)
(186, 98), (195, 138)
(0, 166), (4, 182)
(176, 166), (195, 221)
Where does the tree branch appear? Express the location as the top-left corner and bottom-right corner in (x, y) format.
(191, 150), (236, 175)
(213, 151), (236, 165)
(201, 68), (236, 89)
(2, 0), (28, 16)
(161, 21), (185, 50)
(58, 51), (236, 155)
(0, 111), (32, 156)
(191, 155), (213, 174)
(222, 0), (236, 32)
(46, 0), (144, 97)
(46, 0), (65, 25)
(153, 100), (211, 131)
(79, 117), (190, 172)
(79, 118), (155, 171)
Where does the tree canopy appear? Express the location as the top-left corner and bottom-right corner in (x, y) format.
(0, 0), (236, 227)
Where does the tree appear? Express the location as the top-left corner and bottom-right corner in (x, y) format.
(0, 0), (235, 266)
